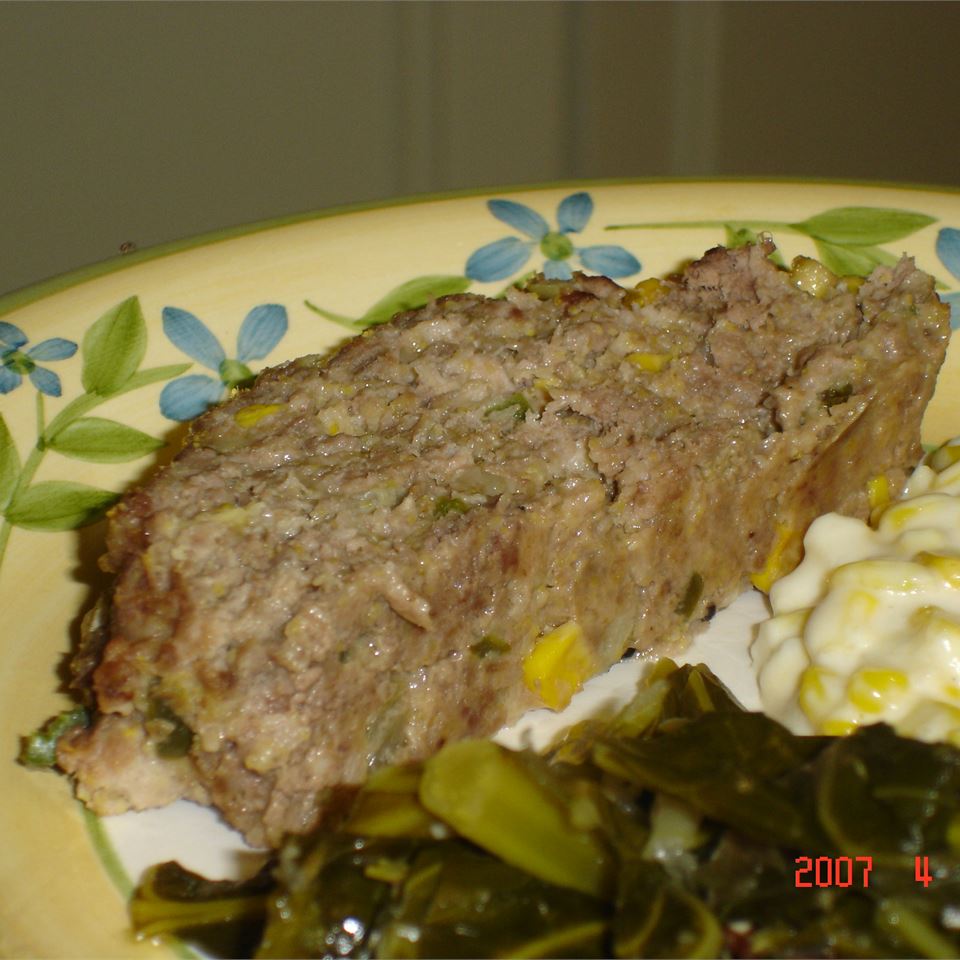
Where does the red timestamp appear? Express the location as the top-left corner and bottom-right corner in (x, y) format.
(794, 855), (935, 888)
(795, 855), (874, 888)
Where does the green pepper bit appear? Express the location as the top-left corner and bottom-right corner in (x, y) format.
(484, 392), (531, 421)
(433, 496), (470, 518)
(19, 705), (88, 768)
(148, 698), (195, 759)
(673, 572), (704, 619)
(468, 634), (510, 658)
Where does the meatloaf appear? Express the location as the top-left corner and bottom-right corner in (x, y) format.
(57, 242), (950, 847)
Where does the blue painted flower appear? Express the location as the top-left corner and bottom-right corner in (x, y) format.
(465, 192), (641, 283)
(160, 304), (288, 420)
(937, 228), (960, 330)
(0, 322), (77, 396)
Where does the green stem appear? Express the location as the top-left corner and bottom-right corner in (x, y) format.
(0, 436), (46, 570)
(43, 364), (185, 443)
(604, 219), (801, 233)
(303, 299), (363, 333)
(43, 391), (104, 444)
(35, 390), (45, 440)
(0, 520), (10, 572)
(0, 364), (185, 571)
(0, 391), (107, 569)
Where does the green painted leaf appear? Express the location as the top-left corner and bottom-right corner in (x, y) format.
(81, 296), (147, 395)
(723, 225), (787, 268)
(117, 363), (191, 394)
(5, 481), (119, 531)
(0, 413), (20, 510)
(724, 224), (760, 249)
(359, 275), (471, 326)
(813, 240), (898, 278)
(306, 276), (471, 332)
(47, 417), (164, 463)
(791, 207), (936, 245)
(303, 300), (361, 332)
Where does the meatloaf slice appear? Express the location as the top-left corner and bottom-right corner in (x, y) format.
(57, 243), (950, 846)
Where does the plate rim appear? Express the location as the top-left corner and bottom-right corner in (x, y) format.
(5, 173), (960, 956)
(5, 174), (960, 319)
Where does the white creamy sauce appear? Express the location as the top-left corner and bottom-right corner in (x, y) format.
(752, 443), (960, 746)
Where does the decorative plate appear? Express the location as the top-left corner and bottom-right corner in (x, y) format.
(3, 180), (960, 958)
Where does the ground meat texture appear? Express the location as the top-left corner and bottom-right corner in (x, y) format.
(57, 243), (950, 847)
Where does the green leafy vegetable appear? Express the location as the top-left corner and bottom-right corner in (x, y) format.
(593, 712), (830, 850)
(129, 662), (960, 958)
(816, 724), (960, 869)
(131, 860), (272, 959)
(419, 738), (616, 898)
(613, 860), (723, 960)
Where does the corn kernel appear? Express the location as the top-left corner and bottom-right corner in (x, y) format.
(522, 621), (596, 711)
(626, 351), (672, 373)
(233, 403), (284, 428)
(798, 665), (839, 721)
(930, 442), (960, 473)
(327, 421), (341, 436)
(916, 552), (960, 587)
(847, 668), (909, 714)
(212, 504), (250, 529)
(836, 588), (880, 630)
(830, 559), (927, 594)
(820, 719), (858, 736)
(879, 501), (926, 531)
(867, 474), (890, 518)
(911, 605), (960, 643)
(789, 256), (838, 298)
(751, 523), (796, 593)
(533, 376), (559, 391)
(628, 277), (667, 307)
